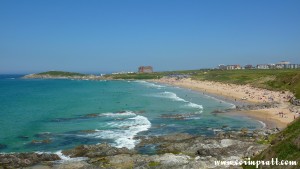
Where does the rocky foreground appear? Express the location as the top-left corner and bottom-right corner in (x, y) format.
(0, 128), (278, 169)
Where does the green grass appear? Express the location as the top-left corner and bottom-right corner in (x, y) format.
(104, 72), (164, 79)
(190, 69), (300, 98)
(243, 117), (300, 169)
(148, 161), (161, 167)
(37, 71), (86, 77)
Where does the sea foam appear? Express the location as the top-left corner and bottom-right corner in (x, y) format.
(153, 91), (204, 113)
(87, 111), (151, 149)
(55, 150), (88, 162)
(134, 80), (165, 89)
(101, 111), (136, 117)
(159, 91), (188, 102)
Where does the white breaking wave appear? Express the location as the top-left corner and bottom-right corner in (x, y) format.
(134, 80), (165, 89)
(153, 91), (204, 113)
(55, 150), (87, 162)
(257, 120), (267, 129)
(55, 151), (71, 160)
(86, 112), (151, 149)
(186, 102), (203, 109)
(101, 111), (136, 117)
(159, 91), (188, 102)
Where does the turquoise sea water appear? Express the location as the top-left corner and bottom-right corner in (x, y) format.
(0, 75), (262, 153)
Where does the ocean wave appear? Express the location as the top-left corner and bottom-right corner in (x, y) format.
(101, 111), (136, 117)
(157, 91), (188, 102)
(86, 112), (151, 149)
(134, 80), (165, 89)
(55, 150), (88, 161)
(186, 102), (203, 109)
(153, 91), (204, 113)
(202, 93), (236, 109)
(257, 120), (266, 129)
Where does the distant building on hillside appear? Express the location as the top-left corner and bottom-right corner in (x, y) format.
(285, 64), (300, 69)
(257, 64), (270, 69)
(244, 65), (253, 69)
(138, 66), (153, 73)
(218, 64), (227, 70)
(226, 65), (241, 70)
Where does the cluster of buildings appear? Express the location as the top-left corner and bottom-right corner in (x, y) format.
(111, 66), (153, 75)
(218, 61), (300, 70)
(138, 66), (153, 73)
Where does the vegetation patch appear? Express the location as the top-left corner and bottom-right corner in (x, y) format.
(243, 118), (300, 169)
(37, 71), (86, 77)
(148, 161), (161, 167)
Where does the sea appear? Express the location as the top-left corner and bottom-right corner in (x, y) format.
(0, 75), (263, 154)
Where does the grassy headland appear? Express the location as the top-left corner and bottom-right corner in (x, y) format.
(36, 71), (86, 77)
(23, 71), (101, 80)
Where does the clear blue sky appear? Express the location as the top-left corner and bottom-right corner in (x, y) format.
(1, 0), (300, 74)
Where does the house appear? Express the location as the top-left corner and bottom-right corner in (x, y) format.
(138, 66), (153, 73)
(226, 65), (241, 70)
(256, 64), (270, 69)
(244, 65), (253, 69)
(285, 64), (300, 69)
(218, 64), (227, 70)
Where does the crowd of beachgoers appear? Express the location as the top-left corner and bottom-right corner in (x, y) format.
(152, 77), (300, 129)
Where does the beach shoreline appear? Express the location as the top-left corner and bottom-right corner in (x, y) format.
(150, 77), (300, 130)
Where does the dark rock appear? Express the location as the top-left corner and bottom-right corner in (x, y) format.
(30, 139), (52, 144)
(0, 143), (7, 150)
(34, 132), (52, 138)
(196, 148), (228, 157)
(0, 153), (60, 168)
(211, 110), (226, 114)
(235, 102), (279, 111)
(160, 113), (196, 120)
(17, 136), (30, 140)
(84, 113), (99, 118)
(62, 143), (135, 158)
(78, 130), (98, 134)
(290, 97), (300, 106)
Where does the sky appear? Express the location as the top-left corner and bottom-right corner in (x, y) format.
(1, 0), (300, 74)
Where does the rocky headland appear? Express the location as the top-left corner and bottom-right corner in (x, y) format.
(22, 71), (106, 80)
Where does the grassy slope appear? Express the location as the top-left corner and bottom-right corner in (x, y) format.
(108, 69), (300, 99)
(190, 69), (300, 98)
(36, 71), (86, 77)
(243, 117), (300, 169)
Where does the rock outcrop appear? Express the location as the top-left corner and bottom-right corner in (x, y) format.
(0, 153), (60, 168)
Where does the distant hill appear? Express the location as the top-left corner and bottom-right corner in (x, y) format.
(23, 71), (92, 79)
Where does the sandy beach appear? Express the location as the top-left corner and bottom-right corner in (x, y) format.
(152, 77), (300, 129)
